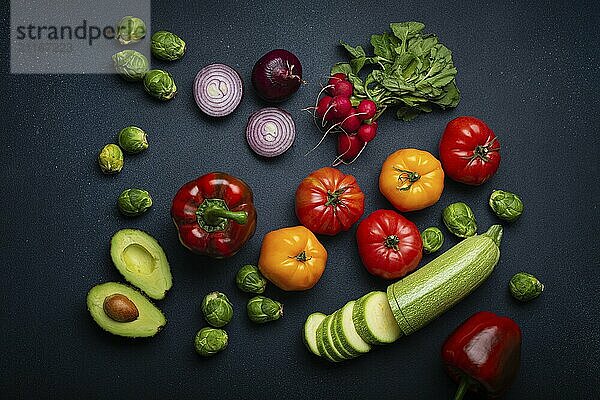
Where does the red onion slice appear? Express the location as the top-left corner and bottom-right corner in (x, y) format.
(246, 108), (296, 157)
(193, 64), (243, 117)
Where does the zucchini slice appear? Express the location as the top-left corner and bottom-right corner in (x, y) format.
(352, 291), (402, 345)
(321, 315), (346, 361)
(329, 310), (357, 360)
(316, 317), (342, 362)
(303, 312), (326, 356)
(335, 301), (371, 354)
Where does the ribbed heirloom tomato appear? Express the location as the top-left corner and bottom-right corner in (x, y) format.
(295, 167), (365, 236)
(379, 149), (444, 212)
(356, 210), (423, 279)
(439, 116), (501, 185)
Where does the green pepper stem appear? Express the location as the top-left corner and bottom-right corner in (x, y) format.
(196, 198), (248, 233)
(453, 377), (469, 400)
(203, 206), (247, 226)
(483, 224), (503, 247)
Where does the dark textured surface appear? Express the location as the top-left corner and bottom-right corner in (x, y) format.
(1, 0), (599, 399)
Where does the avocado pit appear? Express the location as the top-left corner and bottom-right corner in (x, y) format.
(103, 293), (139, 322)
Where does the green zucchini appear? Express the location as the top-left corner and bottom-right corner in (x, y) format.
(387, 225), (503, 335)
(352, 291), (402, 345)
(321, 315), (346, 361)
(315, 317), (341, 362)
(335, 301), (371, 354)
(303, 312), (326, 357)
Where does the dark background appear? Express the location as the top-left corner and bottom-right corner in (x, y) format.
(1, 0), (599, 399)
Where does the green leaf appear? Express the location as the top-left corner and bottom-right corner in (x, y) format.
(371, 33), (394, 61)
(390, 22), (425, 44)
(340, 40), (366, 59)
(435, 81), (461, 108)
(331, 63), (353, 76)
(350, 57), (366, 74)
(347, 73), (366, 94)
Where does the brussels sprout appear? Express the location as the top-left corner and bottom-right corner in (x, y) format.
(194, 327), (228, 357)
(489, 190), (524, 222)
(118, 126), (148, 154)
(98, 144), (123, 174)
(509, 272), (544, 302)
(115, 16), (146, 44)
(111, 50), (149, 81)
(117, 189), (153, 217)
(247, 296), (283, 324)
(236, 264), (267, 294)
(151, 31), (186, 61)
(443, 202), (477, 238)
(144, 69), (177, 101)
(421, 227), (444, 254)
(201, 292), (233, 327)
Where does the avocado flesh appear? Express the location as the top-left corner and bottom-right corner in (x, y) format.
(110, 229), (172, 300)
(87, 282), (166, 337)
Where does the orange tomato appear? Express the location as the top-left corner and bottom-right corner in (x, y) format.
(258, 226), (327, 291)
(379, 148), (444, 212)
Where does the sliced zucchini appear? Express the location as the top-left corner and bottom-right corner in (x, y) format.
(335, 301), (371, 354)
(352, 291), (402, 345)
(303, 312), (326, 356)
(316, 317), (341, 362)
(330, 310), (359, 359)
(321, 315), (346, 361)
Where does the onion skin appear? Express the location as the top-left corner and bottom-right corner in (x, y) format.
(194, 64), (243, 117)
(252, 49), (303, 102)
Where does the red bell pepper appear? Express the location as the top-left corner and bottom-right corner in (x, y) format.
(171, 172), (257, 258)
(441, 311), (522, 399)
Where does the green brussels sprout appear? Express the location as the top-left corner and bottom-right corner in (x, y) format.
(118, 126), (148, 154)
(442, 202), (477, 238)
(151, 31), (186, 61)
(194, 327), (228, 357)
(201, 292), (233, 327)
(489, 190), (524, 222)
(236, 264), (267, 294)
(117, 189), (152, 217)
(115, 16), (146, 44)
(98, 144), (123, 174)
(111, 50), (149, 81)
(247, 296), (283, 324)
(144, 69), (177, 101)
(421, 227), (444, 254)
(509, 272), (544, 302)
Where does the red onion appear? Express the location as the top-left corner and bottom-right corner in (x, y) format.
(193, 64), (243, 117)
(251, 49), (303, 102)
(246, 108), (296, 157)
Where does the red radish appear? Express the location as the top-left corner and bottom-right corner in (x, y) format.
(337, 133), (364, 162)
(328, 73), (346, 87)
(357, 99), (377, 120)
(330, 95), (352, 119)
(331, 80), (353, 98)
(315, 96), (332, 118)
(358, 121), (378, 142)
(340, 108), (362, 133)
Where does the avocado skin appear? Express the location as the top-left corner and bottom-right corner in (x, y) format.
(110, 229), (173, 300)
(87, 282), (166, 338)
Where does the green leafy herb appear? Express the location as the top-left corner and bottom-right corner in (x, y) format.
(333, 22), (460, 121)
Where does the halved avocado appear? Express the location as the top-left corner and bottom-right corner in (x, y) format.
(87, 282), (166, 337)
(110, 229), (172, 300)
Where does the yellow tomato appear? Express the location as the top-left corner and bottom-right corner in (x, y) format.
(258, 226), (327, 291)
(379, 148), (444, 212)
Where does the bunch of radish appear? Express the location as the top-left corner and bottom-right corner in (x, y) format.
(307, 73), (378, 165)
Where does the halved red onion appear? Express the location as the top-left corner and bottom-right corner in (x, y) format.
(193, 64), (243, 117)
(246, 108), (295, 157)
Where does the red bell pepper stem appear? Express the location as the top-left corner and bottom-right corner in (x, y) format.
(203, 205), (248, 226)
(454, 377), (469, 400)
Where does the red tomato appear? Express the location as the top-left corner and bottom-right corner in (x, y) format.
(295, 167), (365, 236)
(439, 116), (501, 185)
(356, 210), (423, 279)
